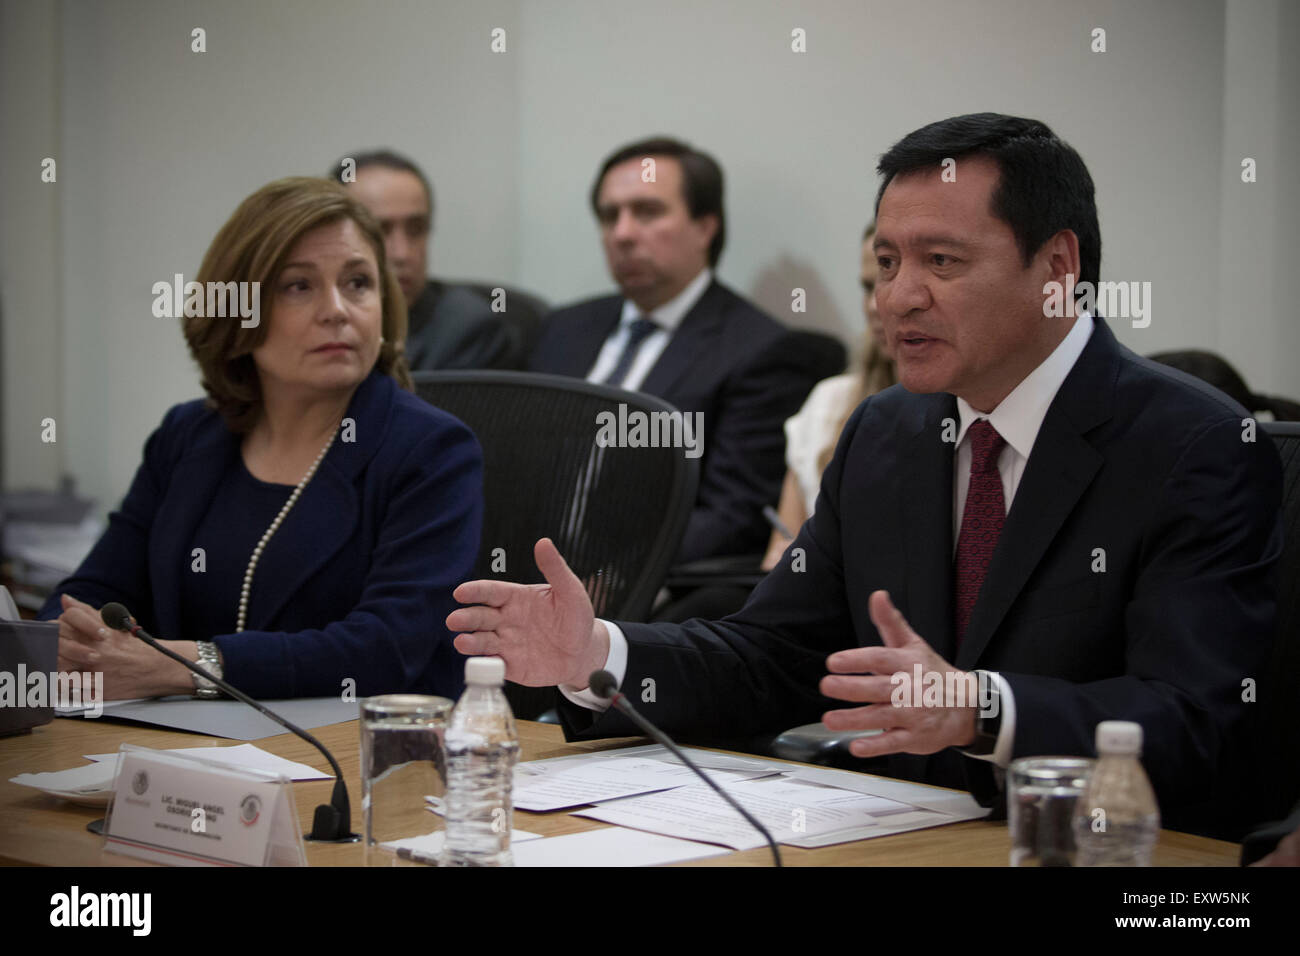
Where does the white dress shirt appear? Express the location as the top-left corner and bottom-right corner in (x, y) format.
(584, 268), (713, 390)
(565, 312), (1097, 771)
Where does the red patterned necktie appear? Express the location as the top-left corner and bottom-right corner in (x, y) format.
(954, 419), (1007, 646)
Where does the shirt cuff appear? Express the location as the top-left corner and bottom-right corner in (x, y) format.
(557, 620), (628, 711)
(961, 670), (1016, 768)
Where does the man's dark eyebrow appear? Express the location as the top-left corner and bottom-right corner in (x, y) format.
(914, 235), (974, 249)
(597, 197), (667, 214)
(374, 214), (427, 228)
(873, 234), (973, 251)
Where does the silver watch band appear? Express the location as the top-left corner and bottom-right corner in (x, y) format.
(193, 641), (223, 699)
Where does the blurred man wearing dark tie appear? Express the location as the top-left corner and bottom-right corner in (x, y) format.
(529, 137), (826, 562)
(338, 150), (526, 371)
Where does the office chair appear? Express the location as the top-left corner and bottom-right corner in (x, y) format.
(412, 370), (699, 719)
(452, 281), (550, 365)
(654, 328), (848, 609)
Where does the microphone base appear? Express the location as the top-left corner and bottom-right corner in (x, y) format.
(303, 831), (361, 844)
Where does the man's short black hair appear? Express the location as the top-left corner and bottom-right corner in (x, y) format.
(330, 149), (434, 227)
(589, 136), (726, 267)
(875, 113), (1100, 292)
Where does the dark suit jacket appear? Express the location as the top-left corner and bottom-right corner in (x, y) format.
(1241, 798), (1300, 864)
(530, 279), (822, 561)
(39, 370), (484, 701)
(405, 279), (526, 372)
(559, 318), (1284, 825)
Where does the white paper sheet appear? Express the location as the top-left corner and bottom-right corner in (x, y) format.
(513, 827), (731, 867)
(520, 743), (990, 853)
(54, 698), (147, 716)
(10, 762), (118, 794)
(576, 775), (925, 850)
(513, 756), (771, 811)
(57, 696), (359, 740)
(777, 766), (989, 846)
(516, 743), (785, 779)
(82, 743), (331, 781)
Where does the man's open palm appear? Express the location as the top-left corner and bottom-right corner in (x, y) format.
(448, 538), (605, 688)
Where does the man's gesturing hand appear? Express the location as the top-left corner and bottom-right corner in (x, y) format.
(447, 538), (609, 690)
(819, 590), (979, 758)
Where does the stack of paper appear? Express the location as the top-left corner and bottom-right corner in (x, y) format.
(509, 744), (988, 857)
(513, 756), (773, 811)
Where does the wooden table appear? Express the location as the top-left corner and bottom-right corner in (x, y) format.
(0, 716), (1240, 866)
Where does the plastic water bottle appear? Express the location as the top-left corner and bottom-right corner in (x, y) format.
(440, 657), (519, 866)
(1072, 721), (1160, 866)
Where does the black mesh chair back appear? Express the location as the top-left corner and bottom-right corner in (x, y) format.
(1254, 422), (1300, 822)
(412, 371), (699, 716)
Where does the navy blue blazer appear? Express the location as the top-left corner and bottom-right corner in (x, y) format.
(559, 319), (1284, 826)
(40, 370), (483, 701)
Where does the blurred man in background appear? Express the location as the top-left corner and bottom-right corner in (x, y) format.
(336, 150), (531, 371)
(529, 137), (833, 562)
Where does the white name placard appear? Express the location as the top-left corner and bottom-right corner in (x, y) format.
(103, 744), (306, 867)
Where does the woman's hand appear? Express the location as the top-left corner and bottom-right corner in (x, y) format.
(761, 470), (807, 571)
(55, 593), (198, 700)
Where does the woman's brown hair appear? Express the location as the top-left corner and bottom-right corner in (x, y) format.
(816, 223), (897, 474)
(183, 176), (411, 433)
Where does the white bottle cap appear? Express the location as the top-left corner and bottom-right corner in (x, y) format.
(465, 656), (506, 686)
(1095, 720), (1143, 755)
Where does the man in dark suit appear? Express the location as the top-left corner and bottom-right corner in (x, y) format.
(450, 115), (1283, 827)
(529, 137), (826, 562)
(337, 150), (528, 371)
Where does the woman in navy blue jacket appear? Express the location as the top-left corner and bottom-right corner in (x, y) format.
(42, 177), (483, 702)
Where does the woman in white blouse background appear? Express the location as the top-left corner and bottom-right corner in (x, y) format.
(761, 223), (897, 571)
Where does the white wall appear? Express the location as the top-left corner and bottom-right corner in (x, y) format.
(1219, 0), (1300, 401)
(3, 0), (1297, 513)
(1, 0), (64, 491)
(514, 0), (1239, 360)
(4, 0), (521, 508)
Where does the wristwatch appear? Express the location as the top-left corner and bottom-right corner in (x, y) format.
(193, 641), (224, 699)
(963, 670), (1001, 756)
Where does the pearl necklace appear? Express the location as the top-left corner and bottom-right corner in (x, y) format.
(236, 425), (339, 633)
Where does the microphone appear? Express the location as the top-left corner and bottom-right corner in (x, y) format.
(588, 669), (782, 867)
(101, 602), (358, 843)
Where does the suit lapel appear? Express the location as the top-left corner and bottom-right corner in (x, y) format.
(901, 394), (957, 661)
(954, 423), (1103, 668)
(559, 303), (621, 378)
(252, 465), (357, 629)
(254, 371), (393, 629)
(955, 319), (1119, 669)
(151, 427), (237, 639)
(639, 282), (726, 398)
